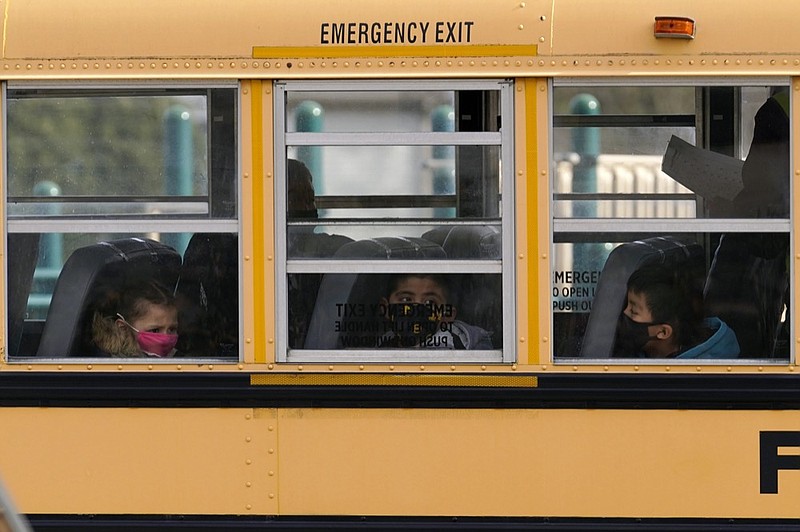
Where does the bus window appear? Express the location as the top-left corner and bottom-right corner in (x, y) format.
(5, 85), (239, 360)
(552, 83), (790, 362)
(276, 80), (513, 363)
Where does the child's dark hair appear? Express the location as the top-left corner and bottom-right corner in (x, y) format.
(627, 264), (704, 347)
(116, 279), (176, 321)
(386, 273), (453, 303)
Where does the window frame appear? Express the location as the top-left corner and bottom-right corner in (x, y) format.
(274, 79), (516, 364)
(550, 76), (793, 365)
(3, 80), (243, 363)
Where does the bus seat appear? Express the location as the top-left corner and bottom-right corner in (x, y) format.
(579, 236), (704, 358)
(7, 234), (40, 357)
(303, 237), (446, 349)
(422, 225), (502, 343)
(287, 230), (353, 348)
(174, 233), (238, 358)
(35, 238), (181, 358)
(703, 233), (789, 358)
(422, 225), (501, 259)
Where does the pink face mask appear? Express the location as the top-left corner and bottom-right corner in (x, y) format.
(117, 314), (178, 357)
(135, 331), (178, 357)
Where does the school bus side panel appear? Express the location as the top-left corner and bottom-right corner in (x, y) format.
(0, 407), (798, 518)
(0, 408), (278, 515)
(2, 0), (547, 60)
(277, 408), (800, 519)
(549, 0), (800, 57)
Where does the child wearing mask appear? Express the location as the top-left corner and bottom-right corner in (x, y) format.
(617, 264), (739, 359)
(91, 280), (179, 358)
(378, 274), (492, 349)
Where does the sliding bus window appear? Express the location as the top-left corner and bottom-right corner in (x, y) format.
(5, 85), (239, 361)
(276, 80), (514, 364)
(552, 82), (791, 362)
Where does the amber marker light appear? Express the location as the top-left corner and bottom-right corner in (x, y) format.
(654, 16), (696, 39)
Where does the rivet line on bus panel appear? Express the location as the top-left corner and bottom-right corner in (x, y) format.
(6, 54), (800, 77)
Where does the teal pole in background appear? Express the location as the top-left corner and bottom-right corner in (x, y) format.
(29, 180), (62, 318)
(431, 104), (455, 218)
(295, 100), (324, 194)
(569, 94), (602, 274)
(33, 180), (62, 269)
(163, 105), (193, 254)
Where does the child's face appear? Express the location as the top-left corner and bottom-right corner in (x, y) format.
(623, 289), (654, 324)
(129, 303), (178, 335)
(387, 277), (447, 307)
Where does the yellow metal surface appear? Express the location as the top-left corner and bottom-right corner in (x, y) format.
(246, 80), (268, 364)
(2, 0), (545, 60)
(0, 408), (278, 515)
(276, 408), (800, 518)
(2, 406), (800, 518)
(549, 0), (800, 58)
(513, 80), (530, 365)
(794, 79), (800, 354)
(260, 82), (276, 364)
(0, 87), (5, 362)
(240, 81), (257, 365)
(0, 0), (796, 79)
(534, 79), (551, 365)
(515, 78), (551, 366)
(253, 44), (538, 59)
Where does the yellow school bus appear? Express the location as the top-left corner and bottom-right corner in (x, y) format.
(1, 0), (799, 529)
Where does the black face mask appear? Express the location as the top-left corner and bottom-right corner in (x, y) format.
(615, 314), (659, 357)
(386, 303), (440, 347)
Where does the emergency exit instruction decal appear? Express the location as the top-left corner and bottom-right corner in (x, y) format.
(320, 21), (475, 45)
